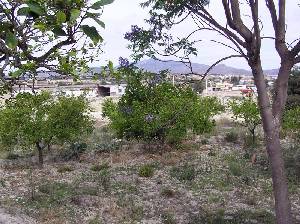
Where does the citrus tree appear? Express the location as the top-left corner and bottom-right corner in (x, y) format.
(0, 92), (93, 167)
(229, 97), (261, 144)
(0, 0), (114, 93)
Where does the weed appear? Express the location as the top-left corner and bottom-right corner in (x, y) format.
(5, 152), (20, 160)
(88, 215), (102, 224)
(225, 130), (239, 143)
(138, 164), (155, 177)
(60, 142), (87, 161)
(161, 212), (176, 224)
(284, 144), (300, 184)
(111, 181), (138, 194)
(170, 164), (197, 182)
(228, 161), (243, 176)
(160, 187), (176, 198)
(57, 165), (74, 173)
(201, 139), (209, 145)
(243, 134), (259, 149)
(95, 169), (111, 191)
(188, 209), (275, 224)
(90, 162), (110, 172)
(0, 179), (5, 187)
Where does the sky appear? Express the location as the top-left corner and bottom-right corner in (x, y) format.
(97, 0), (300, 70)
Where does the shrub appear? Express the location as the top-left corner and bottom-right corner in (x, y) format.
(138, 164), (155, 177)
(225, 130), (239, 143)
(102, 67), (223, 145)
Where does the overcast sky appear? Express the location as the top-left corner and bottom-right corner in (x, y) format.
(97, 0), (300, 70)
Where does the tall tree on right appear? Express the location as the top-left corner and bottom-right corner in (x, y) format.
(126, 1), (300, 223)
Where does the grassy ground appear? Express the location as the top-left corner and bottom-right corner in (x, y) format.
(0, 121), (299, 224)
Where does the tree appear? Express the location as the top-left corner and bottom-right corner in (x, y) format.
(0, 0), (114, 93)
(230, 76), (241, 85)
(229, 97), (261, 144)
(102, 65), (223, 145)
(125, 1), (300, 223)
(0, 92), (93, 167)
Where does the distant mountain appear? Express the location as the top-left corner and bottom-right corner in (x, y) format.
(136, 59), (278, 77)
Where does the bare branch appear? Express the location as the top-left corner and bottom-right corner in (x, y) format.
(291, 40), (300, 57)
(201, 54), (245, 81)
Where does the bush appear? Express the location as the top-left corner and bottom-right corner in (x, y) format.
(225, 130), (239, 143)
(102, 68), (223, 145)
(138, 164), (155, 177)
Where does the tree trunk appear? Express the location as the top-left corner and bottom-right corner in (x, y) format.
(251, 61), (293, 224)
(36, 142), (43, 168)
(251, 128), (255, 145)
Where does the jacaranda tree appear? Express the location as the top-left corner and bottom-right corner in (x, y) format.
(102, 63), (223, 145)
(125, 1), (300, 223)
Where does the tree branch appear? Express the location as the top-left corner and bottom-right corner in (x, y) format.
(201, 54), (245, 81)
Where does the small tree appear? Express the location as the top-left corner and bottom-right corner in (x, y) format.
(229, 97), (261, 144)
(0, 92), (93, 167)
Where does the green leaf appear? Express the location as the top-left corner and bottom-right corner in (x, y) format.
(5, 32), (18, 49)
(17, 7), (30, 16)
(86, 12), (101, 18)
(81, 25), (103, 44)
(27, 2), (44, 16)
(108, 61), (114, 74)
(56, 11), (66, 24)
(52, 27), (67, 36)
(70, 9), (81, 23)
(93, 18), (105, 28)
(91, 0), (114, 10)
(9, 69), (23, 78)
